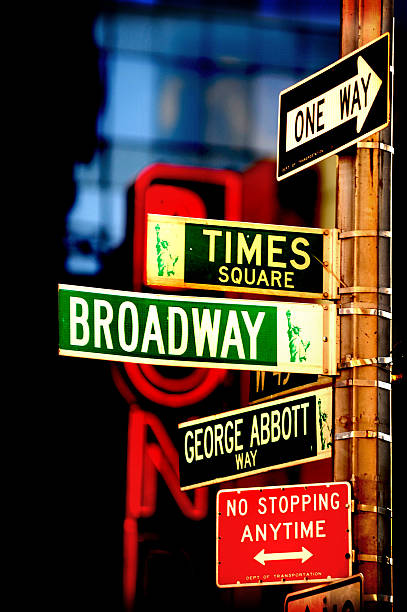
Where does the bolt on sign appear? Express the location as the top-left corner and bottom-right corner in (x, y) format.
(216, 482), (352, 588)
(284, 574), (364, 612)
(178, 386), (332, 490)
(277, 32), (390, 180)
(58, 285), (337, 374)
(145, 214), (340, 300)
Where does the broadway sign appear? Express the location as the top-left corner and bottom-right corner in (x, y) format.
(58, 285), (337, 374)
(277, 32), (390, 180)
(145, 214), (339, 300)
(178, 386), (332, 490)
(216, 482), (352, 588)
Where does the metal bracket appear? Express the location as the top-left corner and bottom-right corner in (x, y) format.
(356, 502), (392, 517)
(338, 307), (392, 319)
(357, 141), (394, 154)
(357, 553), (393, 565)
(339, 286), (391, 294)
(335, 379), (391, 391)
(334, 430), (392, 442)
(338, 356), (392, 368)
(339, 229), (391, 239)
(364, 594), (393, 603)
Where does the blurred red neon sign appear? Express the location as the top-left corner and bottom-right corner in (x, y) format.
(121, 163), (245, 609)
(123, 404), (208, 610)
(125, 405), (208, 520)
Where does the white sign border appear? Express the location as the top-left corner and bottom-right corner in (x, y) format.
(216, 481), (353, 588)
(277, 32), (390, 181)
(58, 284), (338, 375)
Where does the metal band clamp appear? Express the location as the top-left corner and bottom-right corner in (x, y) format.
(356, 503), (392, 517)
(357, 553), (393, 565)
(339, 357), (392, 368)
(339, 287), (391, 294)
(364, 594), (393, 603)
(339, 229), (391, 239)
(334, 430), (392, 442)
(357, 141), (394, 154)
(338, 307), (392, 318)
(335, 378), (391, 391)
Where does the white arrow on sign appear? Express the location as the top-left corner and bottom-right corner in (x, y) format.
(254, 547), (313, 565)
(286, 56), (382, 152)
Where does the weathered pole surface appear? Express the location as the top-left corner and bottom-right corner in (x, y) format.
(335, 0), (393, 608)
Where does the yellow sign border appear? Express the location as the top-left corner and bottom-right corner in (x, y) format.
(178, 385), (333, 491)
(145, 214), (340, 299)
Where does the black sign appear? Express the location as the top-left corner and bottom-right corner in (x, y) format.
(184, 222), (324, 294)
(178, 387), (332, 490)
(284, 574), (363, 611)
(146, 215), (339, 300)
(249, 370), (321, 404)
(277, 32), (390, 180)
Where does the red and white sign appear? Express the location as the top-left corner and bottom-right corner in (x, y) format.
(216, 482), (352, 588)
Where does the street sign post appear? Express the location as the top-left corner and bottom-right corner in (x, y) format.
(216, 482), (352, 588)
(178, 386), (332, 490)
(58, 284), (337, 374)
(284, 574), (364, 611)
(277, 32), (390, 180)
(145, 214), (339, 299)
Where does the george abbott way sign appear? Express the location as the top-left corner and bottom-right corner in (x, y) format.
(178, 386), (332, 490)
(145, 214), (339, 300)
(216, 482), (352, 588)
(277, 32), (390, 180)
(58, 285), (337, 374)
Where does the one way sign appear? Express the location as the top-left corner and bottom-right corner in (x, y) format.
(277, 32), (390, 180)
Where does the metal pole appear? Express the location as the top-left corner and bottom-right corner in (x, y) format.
(335, 0), (393, 608)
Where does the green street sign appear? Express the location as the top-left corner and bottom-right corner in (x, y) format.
(58, 285), (337, 374)
(145, 215), (339, 299)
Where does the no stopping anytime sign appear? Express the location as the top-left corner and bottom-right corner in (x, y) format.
(216, 482), (352, 588)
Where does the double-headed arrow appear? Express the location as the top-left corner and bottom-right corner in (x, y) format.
(286, 56), (382, 152)
(254, 547), (313, 565)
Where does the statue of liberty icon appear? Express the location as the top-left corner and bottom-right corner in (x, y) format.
(286, 310), (310, 363)
(318, 398), (332, 450)
(155, 224), (179, 277)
